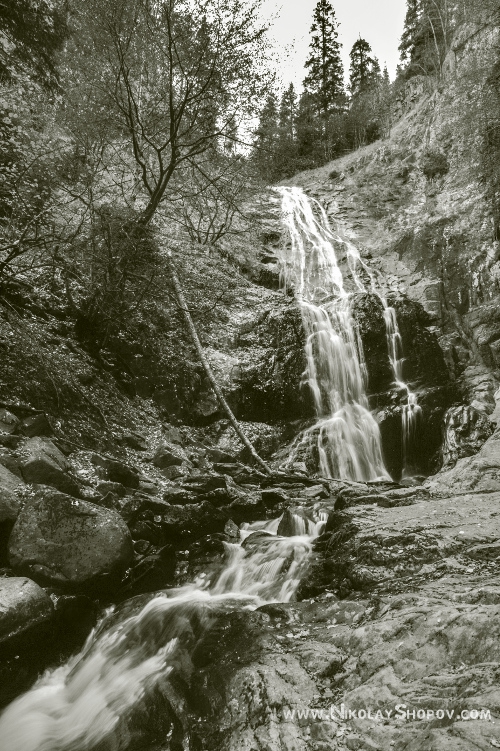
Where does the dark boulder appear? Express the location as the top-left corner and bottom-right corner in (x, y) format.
(96, 481), (127, 499)
(153, 444), (184, 469)
(181, 475), (232, 495)
(8, 488), (133, 592)
(205, 447), (238, 463)
(19, 413), (52, 437)
(0, 451), (22, 479)
(0, 576), (54, 645)
(226, 494), (266, 524)
(163, 487), (199, 505)
(117, 432), (148, 451)
(120, 546), (177, 597)
(20, 438), (81, 497)
(261, 488), (289, 506)
(105, 459), (140, 489)
(161, 502), (228, 544)
(0, 434), (21, 449)
(0, 464), (23, 523)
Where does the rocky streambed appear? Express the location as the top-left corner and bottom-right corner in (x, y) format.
(1, 393), (500, 750)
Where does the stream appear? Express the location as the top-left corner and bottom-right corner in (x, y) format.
(0, 187), (422, 749)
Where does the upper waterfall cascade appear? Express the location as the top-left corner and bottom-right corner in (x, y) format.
(275, 186), (421, 481)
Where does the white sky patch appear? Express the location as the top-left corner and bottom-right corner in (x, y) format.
(259, 0), (407, 91)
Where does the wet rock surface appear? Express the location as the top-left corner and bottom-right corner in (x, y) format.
(0, 577), (54, 645)
(8, 488), (134, 591)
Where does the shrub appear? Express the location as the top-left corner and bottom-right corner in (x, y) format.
(420, 147), (449, 180)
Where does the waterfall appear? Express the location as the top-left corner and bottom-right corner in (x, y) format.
(0, 508), (326, 751)
(383, 306), (422, 475)
(276, 186), (421, 480)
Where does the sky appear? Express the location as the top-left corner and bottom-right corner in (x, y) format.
(259, 0), (408, 91)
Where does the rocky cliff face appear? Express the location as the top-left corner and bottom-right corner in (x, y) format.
(279, 21), (500, 472)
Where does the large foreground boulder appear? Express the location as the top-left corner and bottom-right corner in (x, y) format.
(0, 576), (54, 645)
(0, 464), (23, 523)
(20, 438), (81, 497)
(8, 489), (133, 592)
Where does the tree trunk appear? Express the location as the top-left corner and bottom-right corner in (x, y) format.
(165, 252), (272, 476)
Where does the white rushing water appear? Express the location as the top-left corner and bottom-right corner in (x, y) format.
(276, 186), (421, 480)
(0, 508), (326, 751)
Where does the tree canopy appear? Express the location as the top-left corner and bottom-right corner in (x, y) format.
(0, 0), (68, 88)
(303, 0), (345, 118)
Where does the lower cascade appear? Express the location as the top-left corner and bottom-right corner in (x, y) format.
(0, 509), (326, 751)
(276, 186), (421, 481)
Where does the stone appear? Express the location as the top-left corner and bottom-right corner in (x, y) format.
(206, 447), (238, 463)
(227, 494), (266, 524)
(0, 451), (22, 479)
(163, 487), (198, 505)
(138, 480), (158, 495)
(153, 444), (184, 469)
(161, 465), (185, 481)
(277, 508), (304, 537)
(96, 481), (127, 499)
(105, 460), (140, 489)
(0, 464), (23, 523)
(0, 434), (21, 449)
(0, 576), (54, 644)
(20, 437), (81, 498)
(161, 502), (228, 543)
(8, 488), (133, 591)
(121, 546), (176, 596)
(224, 519), (240, 538)
(427, 431), (500, 494)
(19, 413), (52, 437)
(0, 409), (20, 435)
(301, 484), (328, 499)
(261, 488), (289, 506)
(129, 520), (164, 545)
(181, 475), (229, 494)
(119, 494), (171, 523)
(117, 432), (148, 450)
(162, 424), (183, 445)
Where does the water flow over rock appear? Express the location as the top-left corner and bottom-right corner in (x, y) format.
(275, 187), (389, 481)
(0, 506), (325, 751)
(276, 186), (421, 480)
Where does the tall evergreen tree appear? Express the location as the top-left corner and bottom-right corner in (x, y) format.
(399, 0), (422, 66)
(303, 0), (345, 118)
(349, 38), (379, 97)
(295, 90), (323, 168)
(398, 0), (450, 78)
(254, 91), (279, 180)
(279, 83), (297, 140)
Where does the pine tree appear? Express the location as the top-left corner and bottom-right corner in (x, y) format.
(398, 0), (450, 78)
(279, 83), (297, 140)
(399, 0), (422, 66)
(295, 90), (323, 168)
(254, 91), (280, 180)
(303, 0), (345, 118)
(349, 38), (379, 97)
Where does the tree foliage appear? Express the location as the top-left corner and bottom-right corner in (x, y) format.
(64, 0), (270, 225)
(0, 0), (68, 89)
(349, 38), (380, 96)
(303, 0), (345, 117)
